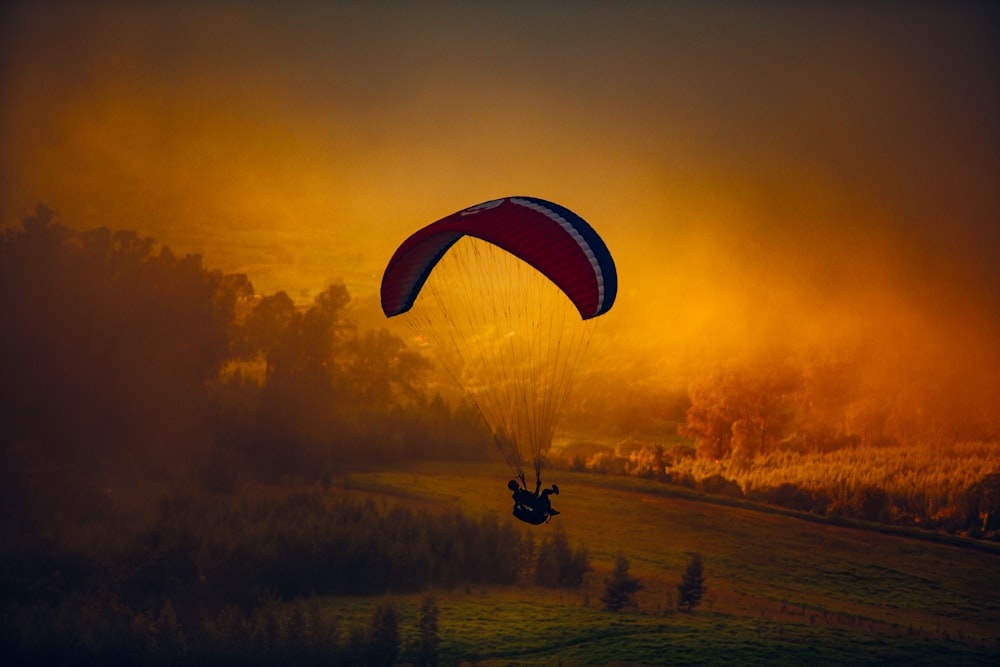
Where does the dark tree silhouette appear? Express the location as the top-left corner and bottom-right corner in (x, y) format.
(366, 598), (401, 667)
(965, 472), (1000, 533)
(413, 593), (440, 667)
(677, 553), (706, 612)
(534, 525), (590, 588)
(0, 206), (246, 504)
(601, 553), (642, 611)
(0, 206), (499, 516)
(243, 290), (298, 384)
(854, 485), (890, 523)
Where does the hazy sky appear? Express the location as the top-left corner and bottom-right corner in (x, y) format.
(3, 1), (998, 390)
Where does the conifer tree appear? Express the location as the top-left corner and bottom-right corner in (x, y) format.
(677, 553), (706, 612)
(601, 553), (642, 611)
(414, 593), (440, 667)
(366, 598), (400, 667)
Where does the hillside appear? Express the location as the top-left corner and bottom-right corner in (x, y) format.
(342, 461), (1000, 665)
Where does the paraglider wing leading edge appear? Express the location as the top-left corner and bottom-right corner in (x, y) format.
(380, 197), (617, 320)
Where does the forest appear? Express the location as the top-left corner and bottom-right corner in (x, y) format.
(0, 206), (493, 516)
(1, 482), (591, 665)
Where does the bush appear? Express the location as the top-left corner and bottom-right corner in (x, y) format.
(766, 483), (816, 512)
(699, 474), (744, 498)
(854, 485), (890, 523)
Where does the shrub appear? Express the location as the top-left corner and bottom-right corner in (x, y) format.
(700, 474), (744, 498)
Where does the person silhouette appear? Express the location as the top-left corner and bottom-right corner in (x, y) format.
(508, 478), (560, 524)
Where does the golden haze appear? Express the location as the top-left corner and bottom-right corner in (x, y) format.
(2, 2), (998, 441)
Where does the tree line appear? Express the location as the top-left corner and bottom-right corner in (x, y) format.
(1, 487), (593, 665)
(0, 206), (491, 521)
(3, 589), (439, 667)
(555, 441), (1000, 538)
(679, 349), (998, 462)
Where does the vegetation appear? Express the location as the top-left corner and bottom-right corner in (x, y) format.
(412, 593), (440, 667)
(350, 464), (1000, 665)
(0, 207), (490, 521)
(671, 348), (1000, 534)
(556, 340), (1000, 539)
(364, 598), (401, 667)
(676, 553), (706, 612)
(0, 484), (591, 665)
(2, 461), (999, 664)
(534, 525), (591, 589)
(0, 590), (446, 667)
(554, 439), (1000, 537)
(3, 208), (998, 539)
(3, 208), (999, 663)
(600, 554), (642, 612)
(678, 348), (998, 457)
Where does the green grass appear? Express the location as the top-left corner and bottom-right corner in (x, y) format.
(331, 461), (1000, 665)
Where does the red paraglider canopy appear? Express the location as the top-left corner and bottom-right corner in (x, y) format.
(380, 197), (617, 320)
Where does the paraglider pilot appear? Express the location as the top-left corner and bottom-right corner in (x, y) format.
(508, 478), (560, 525)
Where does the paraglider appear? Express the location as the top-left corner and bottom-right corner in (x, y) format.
(509, 479), (560, 525)
(381, 196), (617, 524)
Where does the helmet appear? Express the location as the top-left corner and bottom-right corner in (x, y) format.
(507, 480), (520, 491)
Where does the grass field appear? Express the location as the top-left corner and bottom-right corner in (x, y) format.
(329, 461), (1000, 666)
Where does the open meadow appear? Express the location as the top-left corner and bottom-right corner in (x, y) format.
(339, 462), (1000, 665)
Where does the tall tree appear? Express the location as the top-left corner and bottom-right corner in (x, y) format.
(680, 356), (800, 461)
(534, 525), (590, 588)
(413, 593), (440, 667)
(366, 598), (400, 667)
(677, 553), (706, 612)
(0, 207), (244, 486)
(601, 553), (642, 612)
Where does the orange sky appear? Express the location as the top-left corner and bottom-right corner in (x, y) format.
(3, 1), (999, 405)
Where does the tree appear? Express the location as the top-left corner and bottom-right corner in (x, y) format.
(601, 553), (642, 611)
(413, 593), (440, 667)
(157, 601), (188, 664)
(679, 366), (737, 460)
(965, 472), (1000, 534)
(680, 355), (800, 461)
(534, 526), (590, 588)
(854, 485), (889, 523)
(0, 207), (245, 489)
(365, 598), (400, 667)
(677, 554), (706, 612)
(341, 327), (430, 409)
(243, 290), (298, 384)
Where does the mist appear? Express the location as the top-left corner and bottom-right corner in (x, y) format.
(0, 209), (495, 525)
(4, 3), (997, 413)
(4, 6), (1000, 663)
